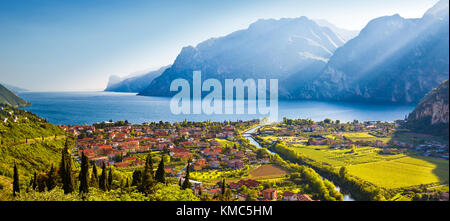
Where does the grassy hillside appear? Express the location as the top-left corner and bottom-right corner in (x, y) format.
(0, 104), (65, 144)
(0, 84), (30, 107)
(0, 105), (68, 199)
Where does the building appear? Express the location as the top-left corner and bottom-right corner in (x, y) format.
(262, 188), (277, 201)
(282, 191), (297, 201)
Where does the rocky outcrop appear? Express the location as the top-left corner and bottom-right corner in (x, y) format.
(406, 80), (449, 137)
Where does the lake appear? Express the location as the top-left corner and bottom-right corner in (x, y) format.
(19, 91), (414, 125)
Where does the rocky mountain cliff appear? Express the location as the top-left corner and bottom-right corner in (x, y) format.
(406, 80), (449, 137)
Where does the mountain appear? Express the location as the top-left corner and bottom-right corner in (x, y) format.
(105, 65), (170, 93)
(406, 80), (449, 137)
(314, 19), (359, 42)
(0, 83), (30, 107)
(291, 0), (449, 104)
(106, 75), (122, 89)
(139, 16), (345, 97)
(0, 83), (28, 94)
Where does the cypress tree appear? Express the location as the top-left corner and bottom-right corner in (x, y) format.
(99, 162), (107, 191)
(13, 164), (20, 197)
(32, 171), (37, 190)
(221, 178), (226, 196)
(37, 173), (47, 192)
(60, 141), (74, 194)
(58, 147), (66, 185)
(155, 157), (165, 183)
(140, 153), (155, 195)
(107, 167), (113, 191)
(181, 159), (192, 190)
(78, 152), (89, 194)
(46, 164), (56, 191)
(131, 169), (142, 187)
(90, 163), (99, 188)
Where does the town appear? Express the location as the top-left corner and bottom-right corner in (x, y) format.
(58, 119), (315, 201)
(55, 116), (449, 202)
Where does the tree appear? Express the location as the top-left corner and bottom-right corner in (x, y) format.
(181, 159), (192, 190)
(90, 163), (99, 188)
(140, 153), (155, 195)
(99, 162), (107, 191)
(107, 167), (113, 191)
(78, 152), (89, 194)
(60, 141), (74, 194)
(155, 157), (165, 183)
(221, 178), (228, 200)
(131, 170), (142, 187)
(37, 173), (47, 192)
(13, 164), (20, 197)
(32, 171), (37, 190)
(339, 166), (348, 178)
(46, 164), (56, 191)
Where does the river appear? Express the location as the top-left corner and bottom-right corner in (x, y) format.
(242, 125), (356, 201)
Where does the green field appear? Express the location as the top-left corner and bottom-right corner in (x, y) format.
(289, 144), (449, 189)
(342, 132), (391, 143)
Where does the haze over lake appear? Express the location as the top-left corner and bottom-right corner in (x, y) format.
(19, 91), (414, 125)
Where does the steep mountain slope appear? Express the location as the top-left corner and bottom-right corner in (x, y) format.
(139, 16), (345, 97)
(105, 65), (170, 93)
(0, 83), (28, 94)
(291, 0), (449, 104)
(0, 84), (30, 107)
(406, 80), (449, 137)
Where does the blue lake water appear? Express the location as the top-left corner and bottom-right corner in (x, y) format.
(19, 91), (415, 125)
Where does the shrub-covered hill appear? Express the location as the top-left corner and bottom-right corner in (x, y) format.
(0, 84), (30, 107)
(0, 104), (65, 144)
(0, 105), (68, 199)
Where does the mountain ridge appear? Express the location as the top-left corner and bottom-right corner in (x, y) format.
(105, 65), (170, 93)
(288, 1), (449, 104)
(139, 16), (345, 97)
(0, 84), (30, 107)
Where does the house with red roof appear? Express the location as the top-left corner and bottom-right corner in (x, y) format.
(262, 188), (277, 201)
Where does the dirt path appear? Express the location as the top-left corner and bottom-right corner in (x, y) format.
(3, 135), (67, 147)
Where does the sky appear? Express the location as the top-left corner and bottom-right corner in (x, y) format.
(0, 0), (440, 91)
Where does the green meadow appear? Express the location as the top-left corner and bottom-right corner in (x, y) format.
(289, 144), (449, 189)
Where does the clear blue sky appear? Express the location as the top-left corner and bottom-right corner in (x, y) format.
(0, 0), (439, 91)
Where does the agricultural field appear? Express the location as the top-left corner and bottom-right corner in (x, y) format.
(190, 164), (289, 184)
(289, 144), (449, 189)
(248, 164), (289, 180)
(190, 166), (253, 184)
(210, 138), (235, 147)
(291, 144), (404, 166)
(342, 132), (391, 143)
(347, 157), (449, 189)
